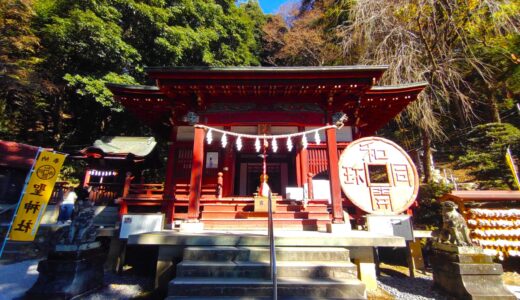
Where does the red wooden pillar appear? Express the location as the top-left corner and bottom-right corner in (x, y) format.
(163, 126), (177, 223)
(307, 172), (314, 199)
(188, 126), (205, 219)
(353, 126), (363, 140)
(222, 148), (234, 196)
(222, 126), (235, 196)
(83, 169), (91, 188)
(300, 147), (309, 196)
(298, 127), (308, 190)
(217, 172), (223, 199)
(295, 151), (302, 187)
(326, 126), (344, 223)
(119, 172), (134, 218)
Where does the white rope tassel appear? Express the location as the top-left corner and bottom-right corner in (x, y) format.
(194, 123), (338, 140)
(255, 137), (261, 152)
(287, 137), (293, 152)
(302, 134), (308, 149)
(272, 138), (278, 153)
(314, 131), (320, 145)
(206, 129), (213, 144)
(221, 133), (227, 148)
(236, 135), (242, 151)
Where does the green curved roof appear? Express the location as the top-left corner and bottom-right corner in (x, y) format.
(91, 136), (157, 157)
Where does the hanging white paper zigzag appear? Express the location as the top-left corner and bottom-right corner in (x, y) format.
(236, 136), (242, 151)
(314, 131), (320, 145)
(302, 134), (308, 149)
(206, 129), (213, 144)
(287, 137), (293, 151)
(272, 138), (278, 153)
(255, 137), (261, 152)
(221, 133), (227, 148)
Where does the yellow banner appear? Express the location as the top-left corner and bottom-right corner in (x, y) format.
(506, 147), (520, 189)
(9, 150), (66, 241)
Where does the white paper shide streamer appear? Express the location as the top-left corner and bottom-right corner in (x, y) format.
(221, 133), (227, 148)
(236, 136), (242, 151)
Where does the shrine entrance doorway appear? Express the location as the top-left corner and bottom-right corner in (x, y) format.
(234, 153), (295, 197)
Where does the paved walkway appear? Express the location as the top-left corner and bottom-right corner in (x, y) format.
(0, 259), (151, 300)
(0, 259), (39, 300)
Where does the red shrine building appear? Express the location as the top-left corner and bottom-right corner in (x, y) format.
(107, 66), (426, 230)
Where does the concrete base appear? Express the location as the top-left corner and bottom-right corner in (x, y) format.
(326, 222), (351, 233)
(349, 247), (377, 291)
(25, 246), (105, 300)
(55, 241), (101, 252)
(431, 244), (516, 299)
(179, 222), (205, 233)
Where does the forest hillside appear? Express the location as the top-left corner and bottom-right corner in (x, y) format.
(1, 0), (519, 194)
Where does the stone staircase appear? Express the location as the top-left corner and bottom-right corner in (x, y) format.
(166, 246), (366, 299)
(200, 199), (331, 231)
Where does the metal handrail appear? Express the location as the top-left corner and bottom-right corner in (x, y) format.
(267, 190), (277, 300)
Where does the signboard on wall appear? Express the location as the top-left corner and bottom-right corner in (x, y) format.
(206, 152), (218, 169)
(119, 213), (164, 239)
(338, 137), (419, 215)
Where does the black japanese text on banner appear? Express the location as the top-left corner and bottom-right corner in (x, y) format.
(9, 150), (66, 241)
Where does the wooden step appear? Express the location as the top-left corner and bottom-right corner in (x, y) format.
(202, 219), (331, 231)
(202, 204), (328, 213)
(200, 211), (331, 220)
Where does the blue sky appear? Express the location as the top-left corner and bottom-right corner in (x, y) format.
(257, 0), (290, 14)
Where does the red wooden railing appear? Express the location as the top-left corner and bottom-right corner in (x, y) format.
(88, 182), (123, 204)
(49, 181), (68, 205)
(118, 171), (223, 219)
(119, 183), (164, 215)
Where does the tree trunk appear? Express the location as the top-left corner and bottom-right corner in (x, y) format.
(489, 93), (501, 123)
(421, 128), (432, 183)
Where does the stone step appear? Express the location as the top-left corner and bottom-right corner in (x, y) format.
(202, 219), (330, 231)
(183, 246), (350, 262)
(168, 277), (366, 299)
(202, 204), (328, 213)
(167, 296), (353, 299)
(176, 260), (357, 280)
(200, 211), (331, 220)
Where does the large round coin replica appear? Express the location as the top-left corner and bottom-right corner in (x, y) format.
(339, 137), (419, 215)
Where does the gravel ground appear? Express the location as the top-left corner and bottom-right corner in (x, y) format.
(81, 271), (153, 300)
(0, 259), (39, 300)
(376, 263), (520, 300)
(377, 273), (449, 300)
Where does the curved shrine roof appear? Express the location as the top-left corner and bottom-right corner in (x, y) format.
(108, 66), (427, 136)
(0, 141), (44, 170)
(76, 136), (157, 159)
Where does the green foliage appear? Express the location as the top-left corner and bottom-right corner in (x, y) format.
(0, 0), (265, 147)
(38, 6), (140, 76)
(149, 0), (260, 66)
(458, 123), (520, 189)
(0, 0), (47, 142)
(57, 159), (85, 186)
(64, 72), (137, 111)
(414, 181), (453, 228)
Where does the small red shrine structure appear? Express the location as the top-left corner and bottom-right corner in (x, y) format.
(108, 66), (426, 229)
